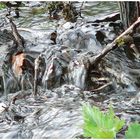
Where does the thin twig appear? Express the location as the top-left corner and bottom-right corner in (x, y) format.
(79, 1), (84, 18)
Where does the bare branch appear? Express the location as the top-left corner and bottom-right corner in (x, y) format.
(89, 17), (140, 65)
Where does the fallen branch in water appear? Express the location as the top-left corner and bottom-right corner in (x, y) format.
(6, 16), (25, 49)
(79, 1), (84, 18)
(89, 17), (140, 65)
(33, 54), (44, 95)
(91, 82), (112, 92)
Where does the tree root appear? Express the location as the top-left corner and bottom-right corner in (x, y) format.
(91, 82), (112, 92)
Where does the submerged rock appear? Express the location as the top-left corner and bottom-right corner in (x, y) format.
(68, 52), (91, 89)
(57, 26), (103, 53)
(41, 45), (81, 89)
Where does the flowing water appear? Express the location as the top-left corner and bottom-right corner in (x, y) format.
(0, 2), (140, 139)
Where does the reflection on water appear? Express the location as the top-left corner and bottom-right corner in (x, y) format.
(81, 2), (119, 17)
(0, 2), (119, 29)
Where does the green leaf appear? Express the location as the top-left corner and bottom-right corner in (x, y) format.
(125, 122), (140, 139)
(82, 103), (125, 139)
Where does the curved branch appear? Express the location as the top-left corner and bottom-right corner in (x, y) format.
(89, 17), (140, 65)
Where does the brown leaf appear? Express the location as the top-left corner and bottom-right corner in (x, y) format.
(12, 53), (25, 76)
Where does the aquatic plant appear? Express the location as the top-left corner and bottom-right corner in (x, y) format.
(47, 2), (78, 22)
(82, 103), (125, 138)
(125, 122), (140, 139)
(116, 35), (134, 47)
(31, 7), (47, 15)
(62, 3), (79, 22)
(0, 2), (6, 10)
(116, 37), (125, 47)
(47, 2), (64, 19)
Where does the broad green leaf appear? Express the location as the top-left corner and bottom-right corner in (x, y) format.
(82, 103), (125, 139)
(125, 122), (140, 139)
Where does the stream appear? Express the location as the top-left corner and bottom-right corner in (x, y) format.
(0, 2), (140, 139)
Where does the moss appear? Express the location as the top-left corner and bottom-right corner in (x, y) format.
(116, 35), (134, 47)
(116, 37), (125, 47)
(30, 7), (47, 15)
(0, 2), (6, 10)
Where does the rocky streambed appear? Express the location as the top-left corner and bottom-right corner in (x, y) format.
(0, 2), (140, 138)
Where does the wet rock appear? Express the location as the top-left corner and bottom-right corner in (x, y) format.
(50, 31), (57, 44)
(133, 33), (140, 46)
(57, 27), (102, 53)
(93, 12), (120, 23)
(129, 91), (140, 104)
(53, 84), (83, 99)
(0, 103), (7, 114)
(0, 76), (4, 92)
(95, 30), (106, 44)
(42, 46), (80, 89)
(68, 53), (90, 89)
